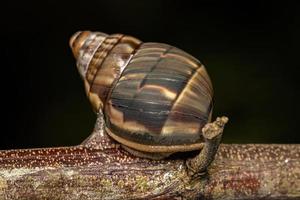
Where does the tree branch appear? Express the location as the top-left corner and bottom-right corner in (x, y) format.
(0, 117), (299, 199)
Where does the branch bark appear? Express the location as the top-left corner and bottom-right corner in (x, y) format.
(0, 117), (299, 199)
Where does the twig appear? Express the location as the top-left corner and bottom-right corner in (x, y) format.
(0, 116), (299, 199)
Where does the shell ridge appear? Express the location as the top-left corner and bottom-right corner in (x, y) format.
(161, 63), (212, 136)
(89, 35), (124, 98)
(160, 63), (202, 122)
(125, 46), (173, 113)
(81, 34), (108, 76)
(103, 41), (143, 111)
(108, 100), (209, 121)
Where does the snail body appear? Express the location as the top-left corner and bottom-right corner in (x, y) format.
(70, 31), (221, 162)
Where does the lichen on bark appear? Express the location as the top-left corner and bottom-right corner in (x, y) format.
(0, 114), (299, 199)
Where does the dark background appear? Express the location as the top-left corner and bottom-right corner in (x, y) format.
(1, 1), (299, 149)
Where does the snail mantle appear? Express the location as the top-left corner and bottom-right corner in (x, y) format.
(70, 31), (228, 177)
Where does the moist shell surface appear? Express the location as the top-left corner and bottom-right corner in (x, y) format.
(104, 42), (213, 148)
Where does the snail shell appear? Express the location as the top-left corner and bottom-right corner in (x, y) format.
(70, 31), (213, 155)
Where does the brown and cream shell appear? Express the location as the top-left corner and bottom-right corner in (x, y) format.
(70, 31), (213, 154)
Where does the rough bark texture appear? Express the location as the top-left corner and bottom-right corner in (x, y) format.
(0, 116), (299, 199)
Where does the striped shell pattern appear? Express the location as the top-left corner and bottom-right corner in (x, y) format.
(70, 31), (213, 153)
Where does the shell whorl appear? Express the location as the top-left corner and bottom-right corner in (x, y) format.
(70, 31), (108, 79)
(71, 31), (214, 151)
(105, 42), (213, 147)
(70, 31), (142, 111)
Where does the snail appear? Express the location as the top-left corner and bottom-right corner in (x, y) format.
(70, 31), (228, 176)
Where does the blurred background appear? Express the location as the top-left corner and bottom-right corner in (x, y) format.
(0, 1), (299, 149)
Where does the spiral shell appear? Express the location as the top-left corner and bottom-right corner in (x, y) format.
(70, 31), (213, 153)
